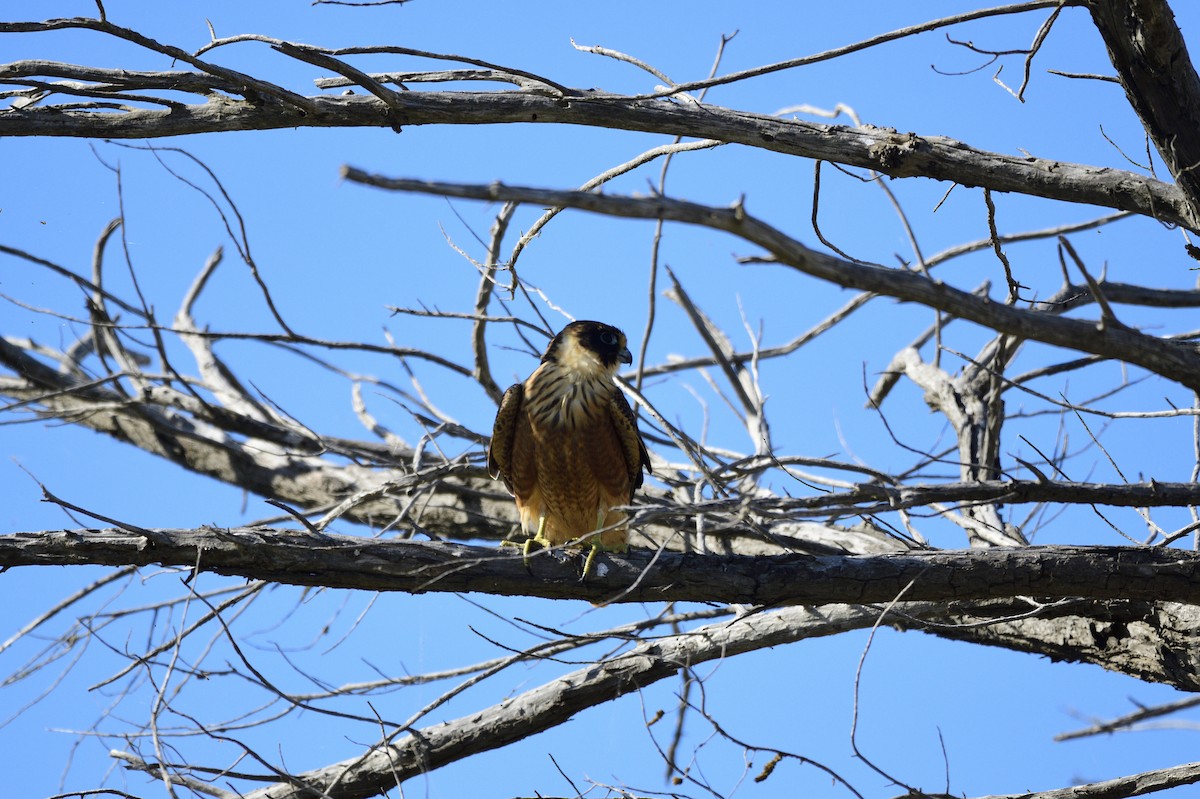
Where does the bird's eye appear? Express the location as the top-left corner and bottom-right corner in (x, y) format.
(600, 332), (617, 346)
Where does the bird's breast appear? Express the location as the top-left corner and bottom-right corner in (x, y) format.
(524, 364), (611, 430)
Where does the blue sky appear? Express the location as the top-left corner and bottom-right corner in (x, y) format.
(4, 2), (1200, 797)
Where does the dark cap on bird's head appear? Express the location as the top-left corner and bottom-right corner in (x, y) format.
(543, 320), (632, 370)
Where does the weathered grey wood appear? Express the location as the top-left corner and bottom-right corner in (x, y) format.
(7, 7), (1200, 797)
(342, 176), (1200, 391)
(1089, 0), (1200, 220)
(229, 597), (1200, 799)
(4, 528), (1199, 606)
(239, 604), (889, 799)
(0, 74), (1191, 228)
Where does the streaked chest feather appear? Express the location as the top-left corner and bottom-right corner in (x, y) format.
(524, 362), (613, 430)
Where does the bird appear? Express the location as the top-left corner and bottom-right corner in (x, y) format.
(488, 320), (651, 566)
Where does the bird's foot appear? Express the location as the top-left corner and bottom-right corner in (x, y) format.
(500, 532), (551, 568)
(579, 537), (627, 580)
(502, 534), (552, 567)
(523, 535), (552, 565)
(501, 517), (553, 567)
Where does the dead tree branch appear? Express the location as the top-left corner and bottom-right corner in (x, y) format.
(1089, 0), (1200, 219)
(341, 175), (1200, 390)
(4, 529), (1200, 608)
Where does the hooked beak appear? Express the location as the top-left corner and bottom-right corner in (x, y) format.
(619, 347), (633, 365)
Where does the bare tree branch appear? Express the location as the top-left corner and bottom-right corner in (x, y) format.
(6, 5), (1200, 797)
(978, 760), (1200, 799)
(1089, 0), (1200, 219)
(234, 603), (892, 799)
(2, 42), (1193, 227)
(5, 529), (1200, 609)
(341, 175), (1200, 390)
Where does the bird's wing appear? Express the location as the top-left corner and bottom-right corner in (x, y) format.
(488, 384), (524, 489)
(490, 383), (541, 520)
(608, 388), (651, 499)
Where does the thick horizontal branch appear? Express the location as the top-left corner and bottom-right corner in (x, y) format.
(658, 478), (1200, 524)
(1046, 279), (1200, 310)
(726, 478), (1200, 515)
(4, 529), (1200, 607)
(0, 70), (1190, 227)
(343, 175), (1200, 391)
(1, 60), (230, 93)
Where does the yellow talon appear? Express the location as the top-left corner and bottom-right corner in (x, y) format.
(579, 510), (628, 579)
(512, 513), (625, 578)
(519, 515), (550, 566)
(582, 542), (599, 579)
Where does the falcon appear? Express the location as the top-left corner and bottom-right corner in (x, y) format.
(488, 321), (651, 562)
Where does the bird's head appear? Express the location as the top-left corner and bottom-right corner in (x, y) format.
(543, 320), (632, 377)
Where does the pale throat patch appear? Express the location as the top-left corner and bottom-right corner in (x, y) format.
(554, 335), (616, 379)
